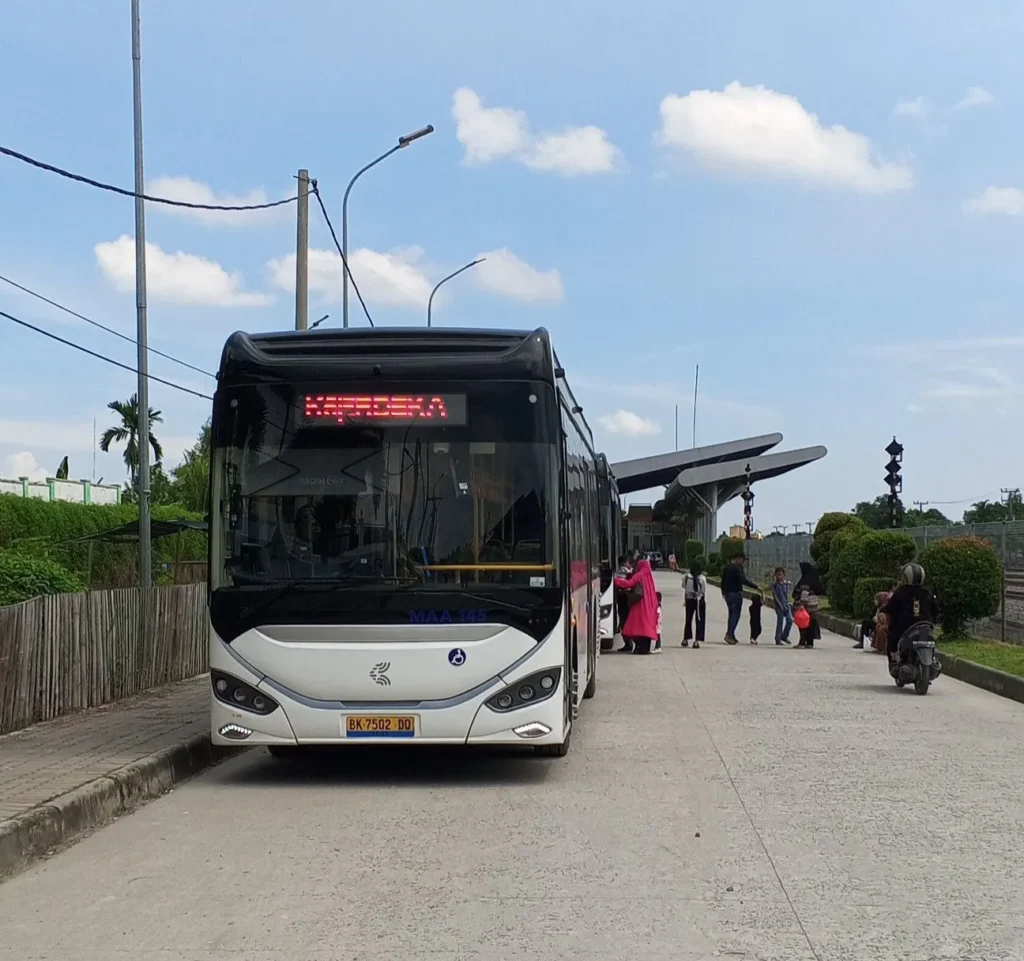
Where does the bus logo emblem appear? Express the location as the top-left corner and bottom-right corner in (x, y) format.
(369, 662), (391, 686)
(448, 648), (467, 667)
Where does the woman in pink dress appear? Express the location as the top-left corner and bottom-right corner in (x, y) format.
(614, 558), (659, 655)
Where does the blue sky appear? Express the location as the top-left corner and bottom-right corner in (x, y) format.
(2, 0), (1023, 529)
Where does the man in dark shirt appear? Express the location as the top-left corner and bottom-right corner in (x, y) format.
(720, 554), (760, 645)
(881, 563), (939, 660)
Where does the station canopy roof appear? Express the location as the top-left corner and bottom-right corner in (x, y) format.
(611, 433), (783, 494)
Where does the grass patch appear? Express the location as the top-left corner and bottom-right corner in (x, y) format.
(938, 638), (1024, 678)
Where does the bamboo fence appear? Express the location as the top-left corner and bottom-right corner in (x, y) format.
(0, 582), (208, 734)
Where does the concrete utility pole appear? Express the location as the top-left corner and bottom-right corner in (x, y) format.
(1001, 488), (1020, 521)
(295, 169), (309, 330)
(131, 0), (151, 590)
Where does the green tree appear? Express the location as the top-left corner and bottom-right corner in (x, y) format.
(903, 507), (951, 527)
(852, 496), (900, 529)
(55, 456), (69, 480)
(99, 393), (164, 485)
(963, 494), (1021, 524)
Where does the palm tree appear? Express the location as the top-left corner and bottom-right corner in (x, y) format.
(99, 393), (164, 485)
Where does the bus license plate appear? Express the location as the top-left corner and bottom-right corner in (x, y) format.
(344, 715), (416, 738)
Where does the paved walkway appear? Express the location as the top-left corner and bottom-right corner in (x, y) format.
(0, 677), (207, 821)
(1, 574), (1023, 959)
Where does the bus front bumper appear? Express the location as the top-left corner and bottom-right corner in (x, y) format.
(210, 678), (569, 749)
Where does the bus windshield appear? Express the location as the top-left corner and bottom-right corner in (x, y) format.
(210, 380), (560, 593)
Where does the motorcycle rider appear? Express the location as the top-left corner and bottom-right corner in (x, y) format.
(880, 563), (939, 667)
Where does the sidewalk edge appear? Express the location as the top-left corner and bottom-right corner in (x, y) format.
(0, 734), (234, 882)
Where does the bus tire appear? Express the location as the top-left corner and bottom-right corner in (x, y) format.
(534, 728), (571, 758)
(583, 667), (596, 699)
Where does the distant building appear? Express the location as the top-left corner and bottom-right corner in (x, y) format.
(0, 475), (121, 506)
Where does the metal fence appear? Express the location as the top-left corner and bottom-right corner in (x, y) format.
(0, 582), (208, 734)
(741, 534), (813, 584)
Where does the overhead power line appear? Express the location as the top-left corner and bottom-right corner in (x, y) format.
(0, 273), (214, 379)
(309, 180), (375, 328)
(0, 308), (212, 400)
(0, 144), (303, 212)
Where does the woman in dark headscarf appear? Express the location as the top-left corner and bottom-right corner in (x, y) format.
(792, 562), (823, 649)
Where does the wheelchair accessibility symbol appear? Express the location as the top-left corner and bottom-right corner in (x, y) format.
(448, 648), (467, 666)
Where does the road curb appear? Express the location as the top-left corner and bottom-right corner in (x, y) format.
(934, 652), (1024, 706)
(0, 734), (235, 882)
(708, 576), (1024, 703)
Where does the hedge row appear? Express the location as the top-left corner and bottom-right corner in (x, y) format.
(810, 513), (1003, 636)
(0, 495), (205, 595)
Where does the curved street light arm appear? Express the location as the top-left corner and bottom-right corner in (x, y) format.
(427, 258), (486, 328)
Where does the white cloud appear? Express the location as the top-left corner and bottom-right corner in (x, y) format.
(656, 81), (913, 193)
(452, 87), (620, 175)
(95, 236), (271, 307)
(452, 88), (530, 164)
(525, 126), (621, 176)
(2, 451), (50, 482)
(953, 86), (995, 111)
(598, 410), (661, 437)
(473, 248), (564, 303)
(963, 186), (1024, 217)
(147, 176), (290, 226)
(893, 96), (928, 119)
(268, 246), (434, 309)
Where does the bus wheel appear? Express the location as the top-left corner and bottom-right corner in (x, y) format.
(534, 728), (571, 758)
(583, 668), (596, 699)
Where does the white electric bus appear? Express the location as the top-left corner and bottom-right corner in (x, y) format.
(208, 326), (604, 757)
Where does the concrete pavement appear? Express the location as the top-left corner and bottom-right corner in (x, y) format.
(1, 571), (1023, 959)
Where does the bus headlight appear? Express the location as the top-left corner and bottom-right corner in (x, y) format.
(211, 670), (280, 716)
(485, 668), (561, 713)
(599, 604), (612, 619)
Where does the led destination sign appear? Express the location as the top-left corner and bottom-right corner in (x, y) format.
(303, 393), (468, 426)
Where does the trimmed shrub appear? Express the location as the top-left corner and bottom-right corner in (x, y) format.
(0, 495), (205, 590)
(684, 539), (704, 563)
(828, 536), (868, 614)
(918, 536), (1002, 637)
(812, 513), (867, 582)
(707, 551), (720, 576)
(859, 530), (917, 578)
(853, 577), (893, 621)
(719, 537), (745, 564)
(0, 549), (84, 606)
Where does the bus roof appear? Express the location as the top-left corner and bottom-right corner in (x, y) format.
(218, 325), (554, 384)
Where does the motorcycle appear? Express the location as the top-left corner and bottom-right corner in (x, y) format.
(888, 621), (942, 695)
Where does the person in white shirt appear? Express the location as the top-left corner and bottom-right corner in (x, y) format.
(681, 560), (707, 648)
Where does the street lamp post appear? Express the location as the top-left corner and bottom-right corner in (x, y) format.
(342, 125), (434, 328)
(427, 258), (485, 328)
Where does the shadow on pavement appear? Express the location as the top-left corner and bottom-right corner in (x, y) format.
(219, 744), (556, 788)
